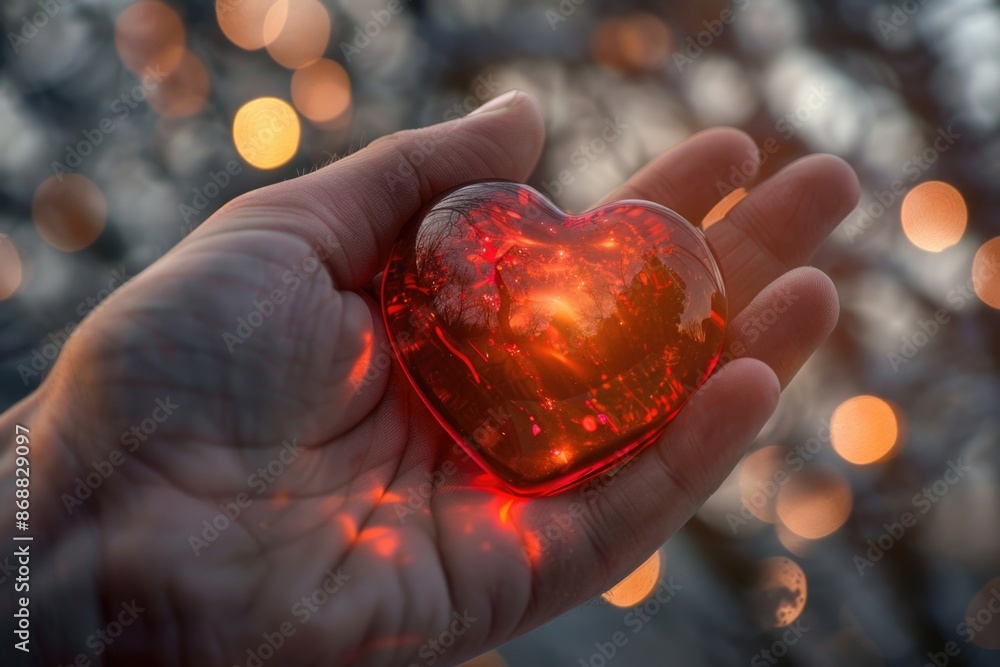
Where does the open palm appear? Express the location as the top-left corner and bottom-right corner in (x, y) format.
(17, 91), (858, 666)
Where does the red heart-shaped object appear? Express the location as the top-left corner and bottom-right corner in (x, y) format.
(382, 181), (727, 496)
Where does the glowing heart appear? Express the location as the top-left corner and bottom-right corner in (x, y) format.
(382, 181), (727, 496)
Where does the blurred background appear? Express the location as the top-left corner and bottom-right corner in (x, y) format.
(2, 0), (999, 665)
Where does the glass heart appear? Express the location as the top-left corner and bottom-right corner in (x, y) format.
(382, 181), (727, 496)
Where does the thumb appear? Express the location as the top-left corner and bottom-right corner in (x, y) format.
(208, 89), (546, 290)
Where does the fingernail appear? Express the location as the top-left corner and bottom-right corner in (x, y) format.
(468, 90), (520, 117)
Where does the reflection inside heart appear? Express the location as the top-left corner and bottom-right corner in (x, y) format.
(382, 181), (726, 495)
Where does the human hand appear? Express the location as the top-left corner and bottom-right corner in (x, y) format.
(2, 90), (858, 666)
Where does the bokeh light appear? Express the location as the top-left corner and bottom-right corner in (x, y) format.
(973, 237), (1000, 309)
(291, 59), (351, 124)
(703, 187), (747, 229)
(264, 0), (331, 70)
(233, 97), (301, 170)
(217, 0), (277, 51)
(831, 395), (900, 465)
(964, 577), (1000, 649)
(31, 175), (107, 253)
(149, 51), (211, 119)
(901, 181), (967, 252)
(0, 235), (22, 300)
(750, 557), (807, 628)
(114, 1), (187, 75)
(684, 56), (758, 126)
(601, 550), (662, 608)
(776, 522), (815, 558)
(775, 465), (853, 539)
(591, 13), (672, 73)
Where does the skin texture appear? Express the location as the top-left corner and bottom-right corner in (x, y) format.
(0, 91), (859, 666)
